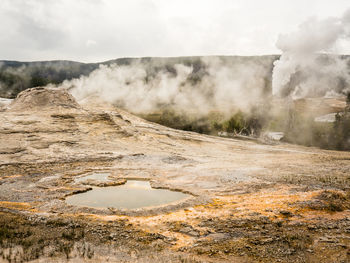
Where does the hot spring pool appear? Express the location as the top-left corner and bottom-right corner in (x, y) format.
(66, 180), (190, 209)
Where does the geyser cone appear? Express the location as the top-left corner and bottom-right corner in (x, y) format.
(8, 87), (81, 112)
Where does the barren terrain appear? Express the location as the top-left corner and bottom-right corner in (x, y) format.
(1, 88), (350, 262)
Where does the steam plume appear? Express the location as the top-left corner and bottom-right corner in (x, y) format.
(56, 57), (273, 115)
(272, 9), (350, 98)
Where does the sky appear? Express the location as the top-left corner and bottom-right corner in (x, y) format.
(0, 0), (349, 62)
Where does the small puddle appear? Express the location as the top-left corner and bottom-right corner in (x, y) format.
(66, 180), (190, 209)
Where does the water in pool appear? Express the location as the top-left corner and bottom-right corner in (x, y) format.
(66, 180), (190, 209)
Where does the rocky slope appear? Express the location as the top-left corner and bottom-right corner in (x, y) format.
(0, 88), (350, 262)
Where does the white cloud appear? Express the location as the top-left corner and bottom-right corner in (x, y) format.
(0, 0), (349, 62)
(86, 40), (97, 48)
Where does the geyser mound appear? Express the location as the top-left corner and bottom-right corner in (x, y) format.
(7, 87), (80, 111)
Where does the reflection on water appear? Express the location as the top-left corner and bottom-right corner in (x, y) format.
(66, 180), (190, 209)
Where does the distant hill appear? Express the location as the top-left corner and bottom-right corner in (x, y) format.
(0, 55), (279, 98)
(0, 60), (98, 98)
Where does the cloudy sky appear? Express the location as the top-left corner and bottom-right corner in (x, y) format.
(0, 0), (349, 62)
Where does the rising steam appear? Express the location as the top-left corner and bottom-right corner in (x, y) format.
(272, 9), (350, 98)
(44, 10), (350, 116)
(57, 57), (273, 115)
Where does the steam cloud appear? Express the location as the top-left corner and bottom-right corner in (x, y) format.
(47, 10), (350, 115)
(58, 57), (272, 115)
(272, 9), (350, 98)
